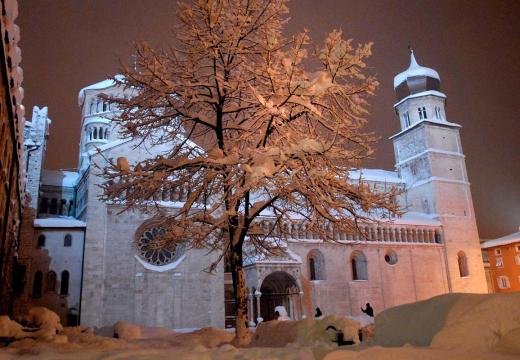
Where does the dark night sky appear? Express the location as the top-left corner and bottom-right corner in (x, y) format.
(18, 0), (519, 239)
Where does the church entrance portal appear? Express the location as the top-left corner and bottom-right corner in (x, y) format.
(259, 271), (301, 321)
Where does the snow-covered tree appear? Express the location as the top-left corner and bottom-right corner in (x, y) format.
(100, 0), (400, 345)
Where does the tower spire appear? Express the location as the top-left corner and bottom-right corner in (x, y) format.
(409, 47), (419, 68)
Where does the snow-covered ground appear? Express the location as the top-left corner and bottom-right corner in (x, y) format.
(1, 293), (520, 359)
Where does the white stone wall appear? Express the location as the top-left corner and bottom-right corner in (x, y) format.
(80, 140), (224, 329)
(288, 241), (449, 317)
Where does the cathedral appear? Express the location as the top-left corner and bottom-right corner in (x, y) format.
(15, 51), (487, 328)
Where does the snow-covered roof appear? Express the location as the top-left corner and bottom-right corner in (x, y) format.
(34, 218), (86, 228)
(394, 50), (440, 88)
(389, 118), (461, 140)
(41, 170), (79, 188)
(389, 211), (441, 226)
(393, 90), (446, 108)
(78, 74), (124, 106)
(349, 169), (403, 184)
(481, 231), (520, 249)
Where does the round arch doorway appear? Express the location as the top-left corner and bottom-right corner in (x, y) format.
(259, 271), (301, 321)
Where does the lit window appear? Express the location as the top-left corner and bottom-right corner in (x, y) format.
(497, 276), (510, 289)
(496, 257), (504, 267)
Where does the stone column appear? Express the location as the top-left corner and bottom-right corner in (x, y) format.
(248, 292), (256, 327)
(299, 291), (306, 319)
(255, 290), (263, 324)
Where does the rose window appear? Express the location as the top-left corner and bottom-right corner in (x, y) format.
(136, 227), (180, 266)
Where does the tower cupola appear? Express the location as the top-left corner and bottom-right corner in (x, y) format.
(394, 50), (441, 102)
(393, 50), (448, 131)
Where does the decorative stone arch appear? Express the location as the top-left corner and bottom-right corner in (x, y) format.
(351, 250), (368, 281)
(258, 270), (303, 321)
(307, 249), (326, 280)
(457, 251), (469, 277)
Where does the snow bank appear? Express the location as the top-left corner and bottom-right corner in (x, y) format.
(19, 307), (63, 334)
(173, 327), (235, 348)
(114, 321), (141, 340)
(251, 315), (360, 347)
(0, 316), (23, 338)
(374, 292), (520, 354)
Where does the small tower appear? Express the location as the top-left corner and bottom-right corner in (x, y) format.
(77, 76), (125, 172)
(23, 106), (51, 210)
(391, 50), (487, 293)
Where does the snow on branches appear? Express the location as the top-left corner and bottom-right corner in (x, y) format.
(98, 0), (401, 344)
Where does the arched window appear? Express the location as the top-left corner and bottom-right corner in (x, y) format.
(32, 271), (43, 298)
(351, 251), (368, 281)
(46, 271), (57, 292)
(458, 251), (469, 277)
(104, 128), (108, 139)
(89, 100), (94, 114)
(64, 234), (72, 247)
(60, 271), (70, 295)
(102, 101), (107, 112)
(96, 100), (100, 112)
(307, 249), (326, 280)
(93, 127), (97, 139)
(37, 234), (46, 248)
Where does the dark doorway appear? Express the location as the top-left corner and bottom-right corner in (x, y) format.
(259, 271), (300, 321)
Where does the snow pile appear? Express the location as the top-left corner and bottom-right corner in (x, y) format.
(114, 321), (141, 340)
(374, 292), (520, 354)
(274, 306), (291, 321)
(0, 316), (24, 338)
(251, 315), (360, 347)
(19, 307), (63, 334)
(173, 327), (235, 348)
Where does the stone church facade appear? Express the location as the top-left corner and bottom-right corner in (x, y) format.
(16, 51), (487, 328)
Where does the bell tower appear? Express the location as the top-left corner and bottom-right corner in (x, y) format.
(391, 50), (487, 293)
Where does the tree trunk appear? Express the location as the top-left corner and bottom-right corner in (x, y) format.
(230, 241), (251, 346)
